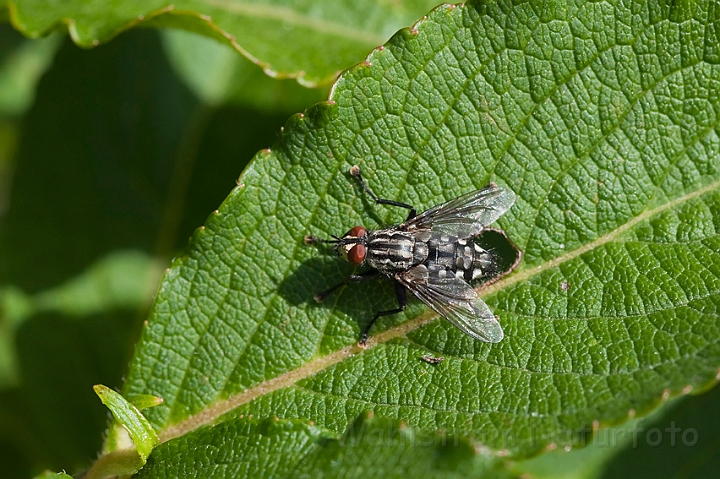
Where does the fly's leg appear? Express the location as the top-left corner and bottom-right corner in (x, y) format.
(360, 281), (406, 345)
(350, 165), (417, 220)
(314, 270), (380, 303)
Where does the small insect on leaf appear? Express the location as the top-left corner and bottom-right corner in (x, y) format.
(421, 355), (444, 365)
(307, 166), (518, 345)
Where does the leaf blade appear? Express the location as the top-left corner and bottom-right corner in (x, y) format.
(117, 0), (720, 469)
(9, 0), (441, 84)
(138, 414), (516, 479)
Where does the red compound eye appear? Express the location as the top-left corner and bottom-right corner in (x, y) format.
(349, 226), (367, 238)
(347, 244), (366, 264)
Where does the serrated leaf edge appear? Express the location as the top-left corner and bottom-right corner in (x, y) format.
(5, 1), (389, 86)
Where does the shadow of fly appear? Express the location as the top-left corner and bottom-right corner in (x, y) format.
(306, 166), (516, 345)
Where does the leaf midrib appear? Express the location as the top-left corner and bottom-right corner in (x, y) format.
(157, 177), (720, 444)
(482, 178), (720, 296)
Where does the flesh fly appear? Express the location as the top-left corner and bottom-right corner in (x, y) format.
(306, 166), (516, 345)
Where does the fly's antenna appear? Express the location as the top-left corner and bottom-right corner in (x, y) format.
(304, 234), (340, 245)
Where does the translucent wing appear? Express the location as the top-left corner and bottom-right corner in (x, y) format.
(405, 183), (515, 238)
(397, 265), (504, 343)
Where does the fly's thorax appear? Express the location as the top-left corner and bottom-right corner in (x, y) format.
(364, 229), (425, 273)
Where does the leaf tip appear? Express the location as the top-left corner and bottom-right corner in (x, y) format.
(93, 384), (109, 396)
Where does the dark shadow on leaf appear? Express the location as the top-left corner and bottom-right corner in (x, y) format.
(278, 253), (398, 316)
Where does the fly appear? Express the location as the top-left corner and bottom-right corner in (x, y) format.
(305, 165), (516, 345)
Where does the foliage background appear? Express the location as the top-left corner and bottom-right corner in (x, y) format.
(0, 0), (718, 478)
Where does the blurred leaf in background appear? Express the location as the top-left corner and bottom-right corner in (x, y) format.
(6, 0), (442, 85)
(514, 383), (720, 479)
(0, 16), (329, 477)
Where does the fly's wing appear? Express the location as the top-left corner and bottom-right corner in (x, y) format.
(398, 265), (504, 343)
(405, 183), (515, 238)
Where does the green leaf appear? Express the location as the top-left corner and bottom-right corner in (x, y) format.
(32, 472), (73, 479)
(0, 28), (308, 478)
(137, 414), (516, 479)
(0, 250), (161, 388)
(597, 381), (720, 479)
(0, 31), (199, 291)
(512, 403), (666, 479)
(115, 0), (720, 474)
(94, 384), (158, 462)
(128, 394), (164, 411)
(161, 29), (328, 111)
(514, 380), (720, 479)
(7, 0), (442, 85)
(13, 250), (161, 320)
(0, 28), (60, 117)
(0, 30), (199, 478)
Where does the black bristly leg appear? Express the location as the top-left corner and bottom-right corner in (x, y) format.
(350, 165), (416, 220)
(359, 281), (407, 345)
(314, 269), (380, 303)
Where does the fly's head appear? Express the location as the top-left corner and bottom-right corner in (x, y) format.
(335, 226), (367, 265)
(304, 226), (368, 265)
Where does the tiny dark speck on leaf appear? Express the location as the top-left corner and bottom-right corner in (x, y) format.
(561, 281), (570, 291)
